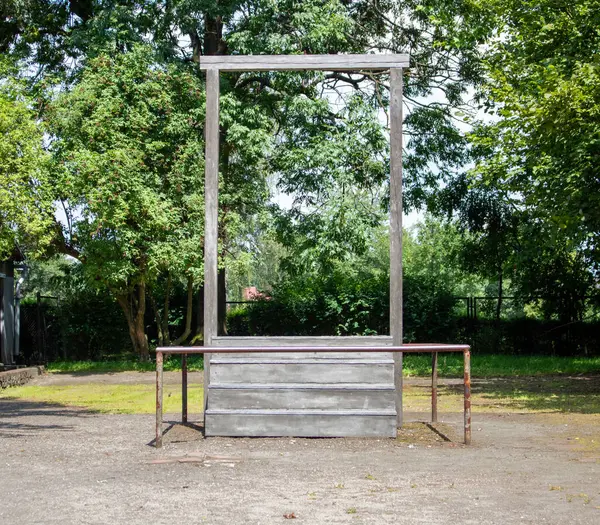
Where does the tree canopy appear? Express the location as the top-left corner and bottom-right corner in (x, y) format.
(0, 65), (53, 259)
(2, 0), (598, 357)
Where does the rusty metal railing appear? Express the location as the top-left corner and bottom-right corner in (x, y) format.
(155, 343), (471, 448)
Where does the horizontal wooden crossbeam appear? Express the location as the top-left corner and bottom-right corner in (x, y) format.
(199, 53), (409, 71)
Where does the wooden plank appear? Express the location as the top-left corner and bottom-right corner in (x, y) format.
(211, 335), (393, 347)
(199, 53), (409, 71)
(210, 362), (394, 384)
(209, 351), (392, 359)
(203, 67), (220, 411)
(157, 344), (471, 354)
(208, 386), (395, 411)
(205, 411), (397, 437)
(389, 67), (404, 427)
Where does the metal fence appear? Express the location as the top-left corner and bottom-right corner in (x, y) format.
(19, 294), (62, 364)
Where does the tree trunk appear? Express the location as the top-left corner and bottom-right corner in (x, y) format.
(218, 267), (227, 336)
(148, 290), (164, 346)
(172, 275), (194, 346)
(116, 283), (149, 360)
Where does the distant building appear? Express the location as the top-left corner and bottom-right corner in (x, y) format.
(242, 286), (269, 301)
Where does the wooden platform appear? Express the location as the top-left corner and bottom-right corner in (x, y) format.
(155, 342), (472, 447)
(204, 337), (397, 437)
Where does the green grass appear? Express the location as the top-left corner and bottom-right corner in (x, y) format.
(3, 372), (599, 415)
(0, 383), (204, 414)
(45, 354), (600, 378)
(47, 354), (204, 374)
(403, 354), (600, 378)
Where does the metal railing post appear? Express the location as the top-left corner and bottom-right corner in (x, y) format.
(156, 351), (164, 448)
(182, 354), (188, 424)
(431, 352), (438, 423)
(464, 349), (471, 445)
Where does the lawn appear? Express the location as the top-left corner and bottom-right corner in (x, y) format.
(17, 354), (597, 416)
(3, 374), (599, 415)
(0, 383), (204, 414)
(47, 354), (204, 374)
(46, 354), (600, 377)
(403, 354), (600, 377)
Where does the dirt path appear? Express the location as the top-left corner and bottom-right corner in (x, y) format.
(1, 374), (599, 524)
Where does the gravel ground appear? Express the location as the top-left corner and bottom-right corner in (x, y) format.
(1, 376), (599, 524)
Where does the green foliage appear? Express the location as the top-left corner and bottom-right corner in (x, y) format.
(0, 68), (53, 258)
(469, 0), (600, 300)
(48, 46), (206, 289)
(228, 261), (458, 340)
(404, 217), (486, 297)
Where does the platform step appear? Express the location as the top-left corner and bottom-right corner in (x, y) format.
(204, 409), (397, 437)
(209, 361), (394, 384)
(210, 357), (394, 364)
(208, 383), (395, 410)
(209, 352), (392, 360)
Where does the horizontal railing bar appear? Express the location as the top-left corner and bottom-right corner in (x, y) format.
(156, 344), (470, 355)
(199, 53), (409, 71)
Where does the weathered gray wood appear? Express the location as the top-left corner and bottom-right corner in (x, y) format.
(209, 384), (395, 410)
(389, 67), (404, 427)
(211, 335), (393, 347)
(210, 361), (394, 384)
(199, 54), (409, 71)
(204, 410), (397, 437)
(211, 357), (394, 365)
(210, 351), (392, 359)
(203, 67), (220, 411)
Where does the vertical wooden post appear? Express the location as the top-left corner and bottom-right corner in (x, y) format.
(431, 351), (438, 423)
(155, 350), (164, 448)
(389, 67), (404, 428)
(203, 68), (220, 413)
(182, 354), (188, 424)
(464, 349), (471, 445)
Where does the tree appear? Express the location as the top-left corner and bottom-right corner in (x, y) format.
(404, 215), (486, 298)
(47, 47), (206, 358)
(4, 1), (491, 220)
(469, 0), (600, 299)
(0, 65), (53, 259)
(4, 1), (496, 355)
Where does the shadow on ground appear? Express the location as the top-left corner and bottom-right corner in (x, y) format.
(0, 398), (95, 439)
(425, 375), (600, 414)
